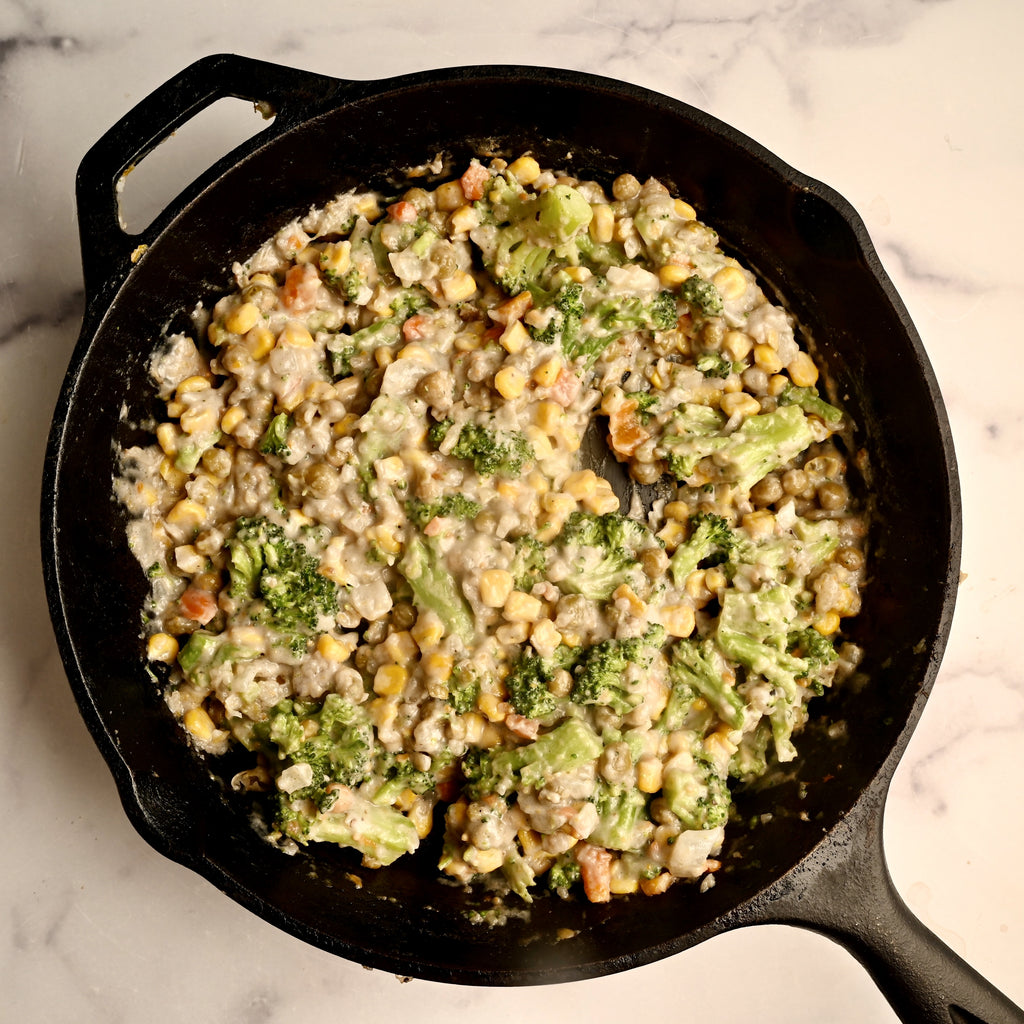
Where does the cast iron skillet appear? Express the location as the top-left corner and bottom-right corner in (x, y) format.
(41, 54), (1021, 1022)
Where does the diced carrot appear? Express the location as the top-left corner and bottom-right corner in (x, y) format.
(504, 713), (540, 741)
(179, 587), (217, 625)
(548, 367), (582, 408)
(576, 843), (613, 903)
(387, 200), (418, 224)
(607, 398), (649, 457)
(280, 263), (321, 313)
(460, 163), (490, 202)
(402, 313), (431, 341)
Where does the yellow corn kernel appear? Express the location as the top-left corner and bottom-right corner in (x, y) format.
(369, 695), (399, 732)
(637, 756), (663, 794)
(333, 412), (360, 437)
(720, 392), (761, 418)
(814, 610), (841, 636)
(179, 405), (218, 437)
(479, 568), (515, 609)
(166, 499), (206, 529)
(674, 198), (697, 221)
(584, 485), (620, 516)
(658, 262), (691, 288)
(656, 519), (686, 551)
(304, 380), (336, 405)
(742, 509), (776, 540)
(664, 501), (690, 522)
(495, 479), (520, 503)
(374, 455), (405, 485)
(448, 203), (480, 234)
(156, 422), (179, 455)
(705, 726), (739, 764)
(423, 650), (454, 683)
(685, 569), (708, 600)
(768, 373), (789, 396)
(563, 266), (592, 284)
(175, 376), (211, 400)
(373, 346), (394, 370)
(355, 194), (381, 220)
(158, 456), (187, 490)
(704, 567), (727, 592)
(434, 179), (465, 212)
(494, 365), (527, 400)
(441, 269), (477, 303)
(460, 711), (486, 746)
(609, 859), (640, 896)
(754, 343), (784, 374)
(147, 633), (179, 663)
(661, 604), (696, 639)
(394, 343), (429, 365)
(464, 846), (505, 875)
(541, 491), (577, 520)
(183, 707), (215, 742)
(532, 355), (562, 387)
(722, 330), (753, 362)
(373, 663), (408, 697)
(220, 405), (245, 434)
(317, 634), (355, 662)
(507, 155), (541, 185)
(367, 523), (402, 555)
(504, 590), (544, 623)
(245, 325), (276, 360)
(381, 631), (417, 668)
(320, 239), (351, 277)
(530, 618), (562, 658)
(499, 319), (531, 355)
(534, 400), (563, 435)
(713, 265), (747, 301)
(524, 425), (554, 460)
(788, 350), (820, 388)
(589, 203), (615, 244)
(277, 322), (314, 348)
(411, 610), (445, 650)
(408, 797), (434, 839)
(564, 469), (598, 500)
(526, 470), (549, 496)
(477, 691), (507, 724)
(554, 422), (581, 453)
(224, 301), (261, 335)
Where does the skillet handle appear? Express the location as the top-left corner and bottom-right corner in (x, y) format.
(762, 787), (1024, 1024)
(75, 53), (342, 303)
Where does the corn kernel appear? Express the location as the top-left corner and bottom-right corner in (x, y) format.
(814, 610), (842, 636)
(369, 695), (399, 731)
(494, 365), (527, 400)
(166, 499), (206, 529)
(674, 198), (697, 220)
(367, 523), (402, 555)
(441, 270), (477, 303)
(504, 590), (544, 623)
(175, 376), (211, 400)
(423, 650), (454, 683)
(409, 797), (434, 840)
(278, 322), (314, 348)
(609, 859), (640, 896)
(374, 455), (405, 485)
(658, 262), (691, 288)
(374, 663), (408, 696)
(685, 569), (708, 599)
(563, 265), (592, 284)
(656, 519), (686, 551)
(637, 756), (663, 794)
(499, 319), (531, 355)
(477, 692), (506, 723)
(664, 501), (690, 522)
(183, 707), (215, 742)
(320, 239), (352, 276)
(661, 604), (696, 638)
(479, 568), (514, 609)
(317, 634), (354, 662)
(564, 469), (598, 500)
(555, 423), (581, 453)
(179, 406), (218, 436)
(713, 265), (747, 301)
(245, 325), (276, 360)
(158, 456), (188, 490)
(590, 203), (615, 244)
(532, 356), (562, 387)
(147, 633), (179, 663)
(464, 846), (505, 874)
(722, 330), (753, 362)
(504, 155), (539, 184)
(524, 425), (554, 460)
(788, 350), (820, 388)
(768, 373), (789, 397)
(541, 491), (577, 520)
(411, 610), (445, 650)
(449, 204), (480, 234)
(224, 301), (261, 335)
(583, 485), (620, 515)
(156, 422), (179, 455)
(220, 405), (245, 434)
(704, 567), (727, 592)
(434, 179), (465, 212)
(534, 400), (563, 435)
(640, 872), (675, 897)
(530, 618), (562, 658)
(355, 195), (381, 220)
(742, 510), (776, 540)
(720, 392), (761, 418)
(754, 343), (784, 374)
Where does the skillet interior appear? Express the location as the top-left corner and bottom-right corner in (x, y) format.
(45, 65), (958, 983)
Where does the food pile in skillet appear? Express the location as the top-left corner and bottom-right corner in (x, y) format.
(116, 154), (867, 904)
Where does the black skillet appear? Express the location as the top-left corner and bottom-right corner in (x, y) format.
(41, 54), (1022, 1023)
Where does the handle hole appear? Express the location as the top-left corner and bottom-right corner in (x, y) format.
(117, 96), (275, 235)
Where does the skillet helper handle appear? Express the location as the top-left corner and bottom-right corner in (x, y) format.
(74, 53), (339, 301)
(767, 792), (1024, 1024)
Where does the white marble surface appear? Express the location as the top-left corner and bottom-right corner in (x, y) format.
(3, 1), (1022, 1020)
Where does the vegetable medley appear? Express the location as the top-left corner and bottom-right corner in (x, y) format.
(116, 154), (867, 904)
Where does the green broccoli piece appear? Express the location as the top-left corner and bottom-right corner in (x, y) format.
(562, 288), (677, 367)
(679, 273), (724, 316)
(504, 646), (578, 720)
(447, 666), (482, 715)
(787, 626), (839, 695)
(662, 753), (732, 830)
(427, 417), (453, 448)
(509, 535), (548, 593)
(546, 852), (582, 892)
(662, 637), (746, 731)
(226, 517), (339, 650)
(571, 626), (665, 716)
(589, 780), (649, 852)
(695, 352), (734, 379)
(625, 390), (659, 424)
(660, 403), (729, 482)
(729, 719), (773, 779)
(669, 511), (737, 587)
(397, 534), (475, 647)
(536, 183), (594, 243)
(778, 382), (844, 427)
(555, 510), (660, 603)
(371, 753), (436, 806)
(258, 412), (293, 458)
(326, 287), (430, 378)
(714, 404), (816, 493)
(440, 422), (534, 477)
(405, 494), (481, 529)
(531, 281), (585, 354)
(355, 395), (412, 493)
(177, 629), (262, 688)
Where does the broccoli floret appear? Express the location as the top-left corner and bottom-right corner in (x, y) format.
(787, 626), (839, 695)
(340, 268), (365, 302)
(555, 510), (660, 602)
(589, 780), (650, 852)
(504, 646), (577, 720)
(563, 288), (677, 367)
(713, 405), (816, 493)
(226, 516), (338, 650)
(729, 719), (772, 779)
(669, 512), (737, 587)
(509, 535), (548, 592)
(355, 395), (413, 494)
(778, 382), (844, 426)
(531, 281), (585, 354)
(397, 535), (475, 646)
(495, 234), (554, 297)
(438, 422), (534, 477)
(371, 752), (436, 806)
(679, 273), (724, 316)
(625, 390), (659, 424)
(405, 494), (481, 529)
(660, 403), (729, 482)
(177, 629), (262, 688)
(695, 352), (734, 379)
(571, 626), (665, 716)
(447, 666), (481, 715)
(546, 852), (582, 892)
(662, 753), (732, 830)
(258, 412), (292, 458)
(662, 638), (746, 731)
(536, 183), (594, 243)
(427, 417), (453, 448)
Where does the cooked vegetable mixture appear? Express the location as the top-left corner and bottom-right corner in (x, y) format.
(116, 155), (866, 903)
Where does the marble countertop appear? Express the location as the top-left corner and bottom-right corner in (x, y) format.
(3, 1), (1022, 1020)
